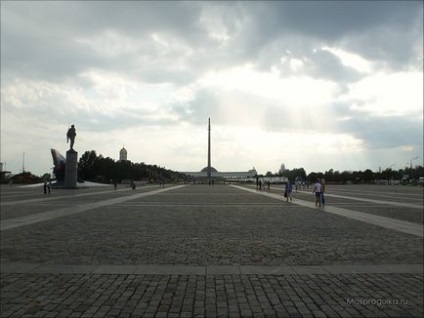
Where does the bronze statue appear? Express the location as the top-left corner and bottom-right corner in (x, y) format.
(66, 125), (76, 149)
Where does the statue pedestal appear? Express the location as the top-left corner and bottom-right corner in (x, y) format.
(65, 149), (78, 188)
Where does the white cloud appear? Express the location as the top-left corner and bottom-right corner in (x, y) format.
(199, 64), (337, 108)
(1, 1), (422, 176)
(341, 71), (423, 117)
(321, 46), (373, 73)
(289, 58), (304, 72)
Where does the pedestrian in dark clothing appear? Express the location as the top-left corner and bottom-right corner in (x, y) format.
(285, 182), (293, 202)
(321, 179), (326, 205)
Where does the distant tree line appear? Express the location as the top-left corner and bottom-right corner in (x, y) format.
(262, 166), (423, 185)
(78, 150), (190, 183)
(2, 152), (422, 186)
(1, 171), (43, 184)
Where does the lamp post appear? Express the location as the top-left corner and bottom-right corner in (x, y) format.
(388, 164), (396, 184)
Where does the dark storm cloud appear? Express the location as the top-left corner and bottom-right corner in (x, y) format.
(3, 1), (422, 84)
(267, 1), (418, 39)
(231, 1), (422, 72)
(1, 1), (205, 82)
(170, 89), (221, 125)
(335, 114), (423, 150)
(276, 48), (363, 82)
(2, 1), (202, 40)
(323, 101), (423, 149)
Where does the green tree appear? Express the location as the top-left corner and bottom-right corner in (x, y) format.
(93, 156), (116, 182)
(340, 171), (350, 183)
(324, 169), (334, 182)
(78, 150), (98, 181)
(362, 169), (375, 183)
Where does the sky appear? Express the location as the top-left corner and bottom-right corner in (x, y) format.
(1, 1), (423, 177)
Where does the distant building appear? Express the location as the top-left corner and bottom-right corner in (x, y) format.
(182, 167), (258, 180)
(0, 162), (11, 179)
(119, 146), (128, 161)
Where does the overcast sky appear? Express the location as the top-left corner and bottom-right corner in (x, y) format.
(1, 1), (423, 177)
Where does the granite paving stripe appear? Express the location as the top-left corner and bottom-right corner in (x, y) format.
(31, 264), (100, 274)
(321, 264), (424, 274)
(0, 190), (116, 206)
(1, 262), (422, 275)
(296, 190), (423, 209)
(206, 266), (241, 275)
(0, 185), (186, 231)
(239, 265), (296, 275)
(231, 185), (424, 237)
(0, 185), (161, 206)
(4, 202), (283, 207)
(92, 265), (140, 274)
(134, 265), (206, 275)
(292, 266), (330, 275)
(104, 203), (284, 207)
(328, 187), (423, 198)
(0, 262), (43, 273)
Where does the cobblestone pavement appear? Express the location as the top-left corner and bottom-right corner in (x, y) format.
(1, 272), (422, 318)
(1, 183), (423, 317)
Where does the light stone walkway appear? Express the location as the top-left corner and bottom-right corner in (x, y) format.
(2, 262), (422, 275)
(298, 190), (423, 209)
(230, 185), (423, 237)
(0, 185), (186, 231)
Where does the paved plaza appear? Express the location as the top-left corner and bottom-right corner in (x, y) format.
(1, 182), (423, 317)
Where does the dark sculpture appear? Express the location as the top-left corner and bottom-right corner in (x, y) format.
(66, 125), (76, 149)
(51, 148), (66, 182)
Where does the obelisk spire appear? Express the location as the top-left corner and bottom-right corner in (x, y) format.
(207, 118), (211, 178)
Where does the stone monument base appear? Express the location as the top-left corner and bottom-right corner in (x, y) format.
(65, 149), (78, 188)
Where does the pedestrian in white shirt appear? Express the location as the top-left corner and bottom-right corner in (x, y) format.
(313, 179), (322, 206)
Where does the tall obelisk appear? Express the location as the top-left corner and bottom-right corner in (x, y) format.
(207, 118), (211, 178)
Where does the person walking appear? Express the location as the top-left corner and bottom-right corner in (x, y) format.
(313, 179), (322, 206)
(285, 181), (293, 202)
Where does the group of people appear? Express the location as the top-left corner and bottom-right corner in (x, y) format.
(43, 180), (52, 194)
(294, 181), (309, 192)
(256, 179), (271, 191)
(283, 179), (325, 205)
